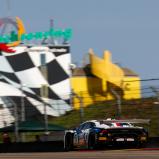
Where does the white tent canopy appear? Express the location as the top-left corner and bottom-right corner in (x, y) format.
(0, 82), (25, 97)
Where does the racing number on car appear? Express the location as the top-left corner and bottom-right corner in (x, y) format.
(84, 130), (89, 144)
(73, 133), (79, 145)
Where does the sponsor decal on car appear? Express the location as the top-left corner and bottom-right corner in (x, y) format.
(98, 137), (107, 141)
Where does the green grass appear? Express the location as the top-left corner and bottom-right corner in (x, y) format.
(49, 97), (159, 137)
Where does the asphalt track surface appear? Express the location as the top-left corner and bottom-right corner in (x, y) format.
(1, 149), (159, 159)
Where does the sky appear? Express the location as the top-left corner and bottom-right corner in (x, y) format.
(0, 0), (159, 83)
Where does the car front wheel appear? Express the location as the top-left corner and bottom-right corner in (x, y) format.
(64, 133), (74, 151)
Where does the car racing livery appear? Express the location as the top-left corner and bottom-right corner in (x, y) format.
(64, 119), (150, 150)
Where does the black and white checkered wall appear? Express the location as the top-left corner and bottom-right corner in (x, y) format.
(0, 45), (72, 127)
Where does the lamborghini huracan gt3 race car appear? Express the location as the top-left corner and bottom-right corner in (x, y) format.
(64, 119), (149, 150)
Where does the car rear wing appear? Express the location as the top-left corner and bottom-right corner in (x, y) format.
(100, 119), (151, 125)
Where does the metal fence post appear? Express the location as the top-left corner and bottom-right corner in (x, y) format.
(40, 53), (48, 134)
(111, 89), (121, 118)
(41, 84), (49, 133)
(71, 90), (84, 123)
(13, 100), (19, 142)
(150, 86), (159, 136)
(20, 82), (26, 142)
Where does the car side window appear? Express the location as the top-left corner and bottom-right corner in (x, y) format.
(78, 123), (86, 130)
(82, 122), (95, 130)
(77, 122), (95, 131)
(84, 123), (90, 130)
(90, 122), (95, 128)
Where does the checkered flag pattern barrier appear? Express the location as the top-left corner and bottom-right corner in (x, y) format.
(0, 45), (72, 127)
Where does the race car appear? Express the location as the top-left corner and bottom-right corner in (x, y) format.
(64, 119), (149, 150)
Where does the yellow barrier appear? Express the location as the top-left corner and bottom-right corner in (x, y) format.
(71, 49), (141, 109)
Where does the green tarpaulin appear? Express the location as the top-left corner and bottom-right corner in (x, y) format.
(0, 121), (65, 132)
